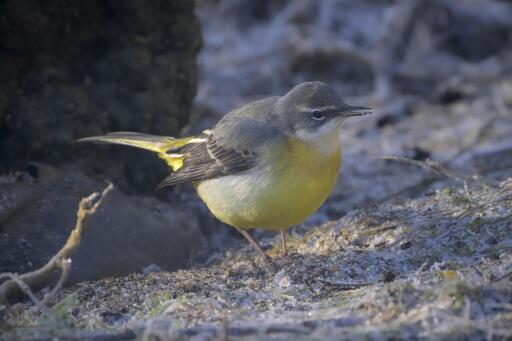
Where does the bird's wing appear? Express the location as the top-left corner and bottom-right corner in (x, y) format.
(158, 117), (282, 188)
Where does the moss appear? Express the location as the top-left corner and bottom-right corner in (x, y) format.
(50, 293), (78, 325)
(143, 292), (177, 317)
(328, 291), (363, 307)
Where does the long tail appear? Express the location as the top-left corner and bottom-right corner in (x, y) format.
(78, 132), (193, 171)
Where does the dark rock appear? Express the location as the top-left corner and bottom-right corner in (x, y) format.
(376, 113), (402, 128)
(411, 147), (430, 161)
(375, 100), (413, 128)
(0, 0), (201, 192)
(400, 241), (413, 250)
(404, 147), (431, 161)
(437, 89), (464, 104)
(100, 312), (130, 326)
(381, 271), (396, 283)
(0, 164), (209, 285)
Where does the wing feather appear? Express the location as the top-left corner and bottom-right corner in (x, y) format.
(157, 136), (257, 188)
(157, 118), (281, 188)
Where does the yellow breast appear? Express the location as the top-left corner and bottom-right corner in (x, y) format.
(196, 131), (342, 231)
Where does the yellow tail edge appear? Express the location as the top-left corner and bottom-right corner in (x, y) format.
(77, 132), (192, 171)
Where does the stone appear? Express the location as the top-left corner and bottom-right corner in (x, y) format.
(0, 164), (208, 285)
(0, 0), (201, 192)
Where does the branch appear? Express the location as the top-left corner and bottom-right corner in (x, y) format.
(40, 258), (72, 306)
(0, 273), (53, 318)
(0, 182), (113, 305)
(377, 156), (464, 181)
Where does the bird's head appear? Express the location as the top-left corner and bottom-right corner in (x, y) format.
(276, 81), (370, 140)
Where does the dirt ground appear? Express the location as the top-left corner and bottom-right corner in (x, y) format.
(2, 175), (512, 339)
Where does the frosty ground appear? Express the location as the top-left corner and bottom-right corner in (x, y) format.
(3, 175), (512, 340)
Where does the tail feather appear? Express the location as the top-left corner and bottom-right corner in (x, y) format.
(78, 132), (193, 171)
(77, 132), (192, 153)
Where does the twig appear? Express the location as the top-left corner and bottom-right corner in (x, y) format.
(316, 279), (373, 290)
(40, 258), (72, 306)
(0, 273), (53, 319)
(0, 182), (113, 305)
(376, 114), (503, 204)
(378, 156), (464, 181)
(374, 156), (465, 203)
(302, 278), (316, 296)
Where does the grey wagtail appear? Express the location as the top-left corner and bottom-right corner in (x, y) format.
(79, 82), (370, 264)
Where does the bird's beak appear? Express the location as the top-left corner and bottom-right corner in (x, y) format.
(335, 106), (372, 118)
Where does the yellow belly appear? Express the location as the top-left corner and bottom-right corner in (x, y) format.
(196, 135), (342, 231)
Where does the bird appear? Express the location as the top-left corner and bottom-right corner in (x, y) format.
(79, 81), (370, 265)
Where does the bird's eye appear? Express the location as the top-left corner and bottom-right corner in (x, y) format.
(311, 110), (325, 121)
